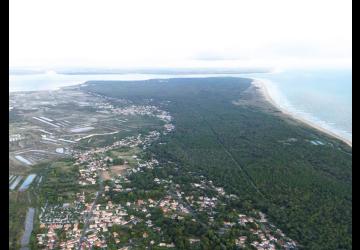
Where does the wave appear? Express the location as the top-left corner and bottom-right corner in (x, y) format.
(253, 77), (352, 143)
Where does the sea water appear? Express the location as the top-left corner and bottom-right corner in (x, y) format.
(249, 69), (352, 142)
(9, 69), (352, 142)
(18, 174), (37, 191)
(9, 72), (249, 92)
(9, 72), (164, 92)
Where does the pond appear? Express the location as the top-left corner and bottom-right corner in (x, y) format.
(18, 174), (37, 191)
(20, 208), (35, 250)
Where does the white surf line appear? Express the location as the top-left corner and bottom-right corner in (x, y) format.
(251, 79), (352, 147)
(33, 117), (60, 128)
(75, 131), (120, 142)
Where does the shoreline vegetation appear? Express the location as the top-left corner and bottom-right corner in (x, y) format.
(252, 79), (352, 147)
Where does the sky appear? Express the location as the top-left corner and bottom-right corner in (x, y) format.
(9, 0), (352, 70)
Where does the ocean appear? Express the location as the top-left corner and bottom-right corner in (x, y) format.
(9, 69), (352, 142)
(249, 69), (352, 142)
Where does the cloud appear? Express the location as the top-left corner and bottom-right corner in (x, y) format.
(194, 50), (250, 61)
(10, 0), (352, 69)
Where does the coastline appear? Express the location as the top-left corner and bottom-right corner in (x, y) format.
(252, 79), (352, 147)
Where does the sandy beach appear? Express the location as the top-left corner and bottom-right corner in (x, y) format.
(252, 79), (352, 147)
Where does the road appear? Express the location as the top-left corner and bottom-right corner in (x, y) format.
(78, 169), (104, 250)
(168, 185), (208, 228)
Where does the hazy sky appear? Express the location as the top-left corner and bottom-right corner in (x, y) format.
(10, 0), (352, 70)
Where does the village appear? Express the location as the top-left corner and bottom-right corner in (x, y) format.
(35, 129), (297, 249)
(10, 88), (297, 250)
(32, 99), (178, 249)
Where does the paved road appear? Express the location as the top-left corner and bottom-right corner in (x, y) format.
(168, 186), (208, 228)
(78, 169), (104, 250)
